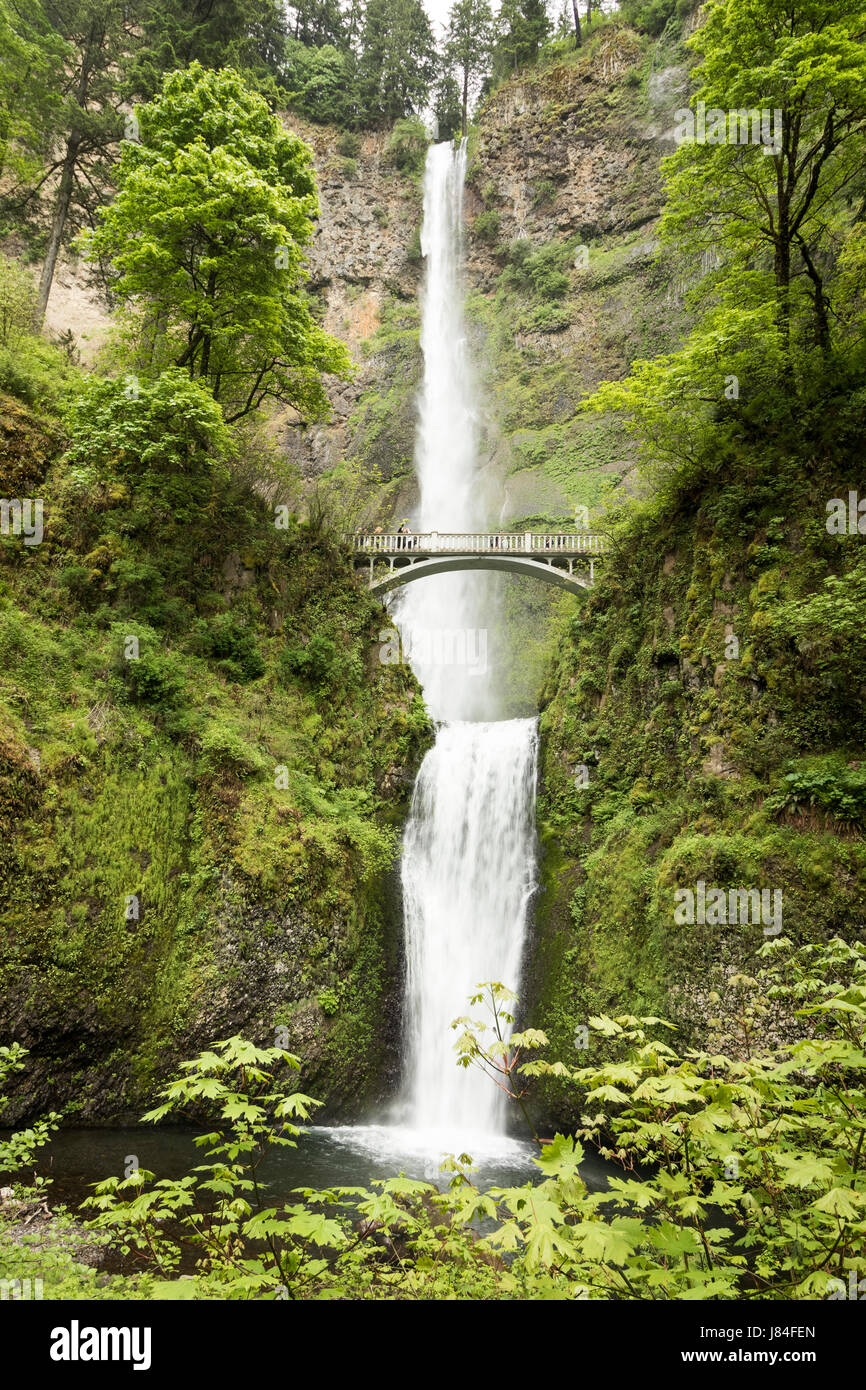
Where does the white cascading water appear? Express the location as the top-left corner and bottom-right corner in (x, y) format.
(400, 719), (538, 1133)
(392, 141), (540, 1144)
(327, 141), (538, 1169)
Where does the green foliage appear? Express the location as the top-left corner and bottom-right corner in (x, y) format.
(0, 0), (65, 191)
(0, 1045), (59, 1185)
(618, 0), (682, 36)
(0, 252), (36, 349)
(2, 0), (140, 318)
(115, 640), (188, 713)
(193, 613), (266, 683)
(472, 209), (501, 247)
(336, 131), (361, 158)
(279, 632), (361, 690)
(317, 986), (340, 1016)
(531, 177), (556, 207)
(661, 0), (866, 362)
(406, 225), (423, 263)
(456, 943), (866, 1298)
(198, 720), (267, 777)
(5, 938), (862, 1300)
(384, 116), (430, 174)
(502, 239), (570, 301)
(442, 0), (495, 134)
(282, 40), (356, 126)
(130, 0), (289, 100)
(83, 63), (350, 424)
(0, 380), (428, 1126)
(64, 370), (234, 500)
(765, 759), (866, 828)
(492, 0), (551, 80)
(357, 0), (436, 127)
(0, 333), (78, 412)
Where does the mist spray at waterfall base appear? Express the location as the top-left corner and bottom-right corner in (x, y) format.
(323, 142), (539, 1177)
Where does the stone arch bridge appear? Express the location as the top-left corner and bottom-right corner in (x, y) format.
(352, 531), (605, 597)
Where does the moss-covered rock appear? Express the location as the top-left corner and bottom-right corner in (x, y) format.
(0, 395), (431, 1123)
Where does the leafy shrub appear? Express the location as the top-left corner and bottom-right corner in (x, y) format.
(0, 336), (79, 411)
(531, 178), (556, 208)
(531, 302), (570, 333)
(472, 210), (501, 247)
(618, 0), (681, 36)
(385, 118), (429, 175)
(336, 131), (361, 158)
(279, 633), (360, 689)
(282, 40), (355, 126)
(317, 987), (340, 1016)
(503, 239), (570, 301)
(0, 253), (37, 350)
(64, 370), (234, 519)
(765, 758), (866, 825)
(195, 613), (266, 683)
(341, 157), (358, 178)
(53, 938), (866, 1301)
(57, 565), (94, 604)
(110, 622), (187, 710)
(198, 720), (266, 777)
(406, 225), (422, 264)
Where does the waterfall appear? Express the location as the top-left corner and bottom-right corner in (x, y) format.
(391, 141), (540, 1143)
(401, 719), (538, 1133)
(392, 139), (497, 723)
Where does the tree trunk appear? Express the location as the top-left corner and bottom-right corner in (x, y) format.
(461, 63), (469, 137)
(797, 235), (831, 355)
(199, 268), (217, 382)
(571, 0), (582, 47)
(35, 134), (79, 324)
(586, 0), (592, 28)
(35, 19), (102, 324)
(0, 110), (9, 183)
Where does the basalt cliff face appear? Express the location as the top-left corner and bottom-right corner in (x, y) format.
(282, 28), (693, 533)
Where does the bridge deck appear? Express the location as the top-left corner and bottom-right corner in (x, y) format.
(352, 531), (604, 596)
(352, 530), (605, 557)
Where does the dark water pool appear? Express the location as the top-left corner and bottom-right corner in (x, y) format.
(7, 1120), (618, 1214)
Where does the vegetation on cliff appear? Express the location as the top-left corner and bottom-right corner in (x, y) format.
(1, 0), (864, 1311)
(527, 0), (866, 1123)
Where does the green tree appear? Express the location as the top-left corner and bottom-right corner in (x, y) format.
(357, 0), (436, 126)
(84, 63), (350, 423)
(443, 0), (495, 137)
(287, 0), (346, 48)
(492, 0), (550, 78)
(0, 0), (66, 188)
(662, 0), (866, 357)
(129, 0), (289, 99)
(434, 72), (463, 142)
(282, 39), (357, 125)
(6, 0), (139, 323)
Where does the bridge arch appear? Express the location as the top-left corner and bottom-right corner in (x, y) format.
(365, 554), (592, 597)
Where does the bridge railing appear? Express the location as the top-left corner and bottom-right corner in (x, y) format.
(352, 531), (606, 555)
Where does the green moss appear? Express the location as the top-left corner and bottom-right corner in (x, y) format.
(0, 394), (432, 1123)
(528, 415), (866, 1125)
